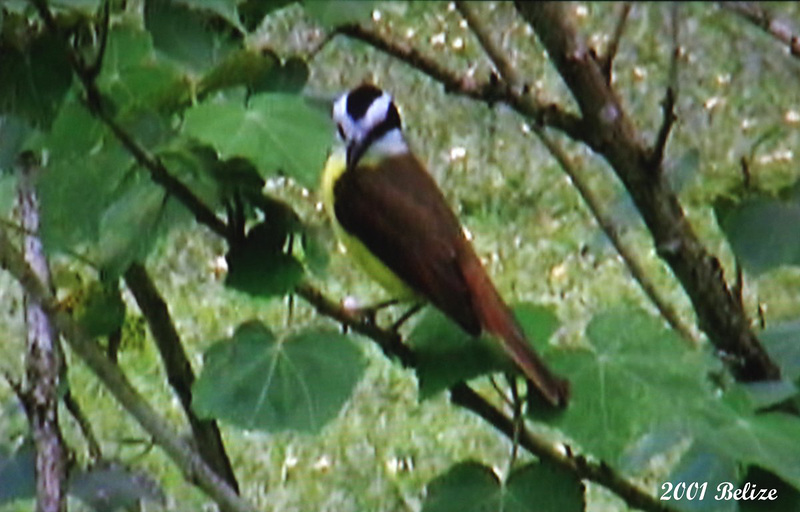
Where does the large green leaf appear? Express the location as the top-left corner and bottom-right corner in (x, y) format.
(421, 460), (584, 512)
(714, 185), (800, 275)
(95, 174), (185, 278)
(537, 308), (720, 464)
(144, 0), (238, 72)
(35, 101), (132, 253)
(183, 92), (332, 187)
(408, 303), (559, 399)
(665, 445), (739, 512)
(0, 22), (71, 128)
(192, 321), (365, 433)
(97, 23), (187, 115)
(695, 391), (800, 491)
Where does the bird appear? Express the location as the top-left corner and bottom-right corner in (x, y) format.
(320, 84), (569, 407)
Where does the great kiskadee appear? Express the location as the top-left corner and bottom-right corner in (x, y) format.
(321, 84), (569, 407)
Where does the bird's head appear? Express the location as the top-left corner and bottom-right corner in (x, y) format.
(332, 84), (406, 168)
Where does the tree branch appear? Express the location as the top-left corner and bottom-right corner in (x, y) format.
(0, 229), (258, 512)
(514, 2), (779, 381)
(124, 262), (239, 493)
(456, 1), (696, 344)
(598, 2), (632, 82)
(295, 282), (674, 512)
(335, 23), (586, 141)
(721, 2), (800, 58)
(17, 155), (68, 512)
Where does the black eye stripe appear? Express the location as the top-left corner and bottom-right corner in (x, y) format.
(346, 84), (384, 120)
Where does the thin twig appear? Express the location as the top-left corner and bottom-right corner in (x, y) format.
(721, 2), (800, 58)
(599, 3), (632, 82)
(457, 0), (696, 343)
(515, 1), (779, 380)
(534, 126), (698, 345)
(63, 390), (102, 461)
(335, 23), (586, 141)
(650, 3), (680, 170)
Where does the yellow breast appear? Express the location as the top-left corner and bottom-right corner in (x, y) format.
(321, 149), (416, 300)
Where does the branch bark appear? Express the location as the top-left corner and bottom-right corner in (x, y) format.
(0, 229), (258, 512)
(721, 2), (800, 57)
(16, 155), (68, 512)
(124, 263), (239, 493)
(514, 2), (779, 381)
(456, 1), (697, 345)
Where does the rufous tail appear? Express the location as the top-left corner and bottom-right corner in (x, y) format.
(460, 254), (570, 408)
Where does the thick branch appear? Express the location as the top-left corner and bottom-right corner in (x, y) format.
(0, 230), (257, 512)
(17, 156), (67, 512)
(515, 2), (779, 381)
(124, 263), (239, 493)
(455, 1), (696, 344)
(721, 2), (800, 58)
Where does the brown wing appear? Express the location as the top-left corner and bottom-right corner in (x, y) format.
(333, 153), (481, 336)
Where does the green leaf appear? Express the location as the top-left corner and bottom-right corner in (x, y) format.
(696, 396), (800, 490)
(0, 445), (35, 505)
(225, 221), (304, 297)
(0, 170), (17, 218)
(36, 102), (132, 253)
(537, 307), (720, 463)
(144, 0), (238, 72)
(95, 174), (184, 278)
(664, 147), (700, 194)
(0, 116), (30, 172)
(0, 25), (72, 128)
(198, 48), (280, 97)
(303, 0), (377, 27)
(69, 462), (165, 510)
(238, 0), (296, 32)
(422, 460), (584, 512)
(738, 466), (800, 512)
(72, 280), (126, 338)
(408, 308), (505, 399)
(714, 187), (800, 275)
(760, 320), (800, 381)
(183, 92), (332, 187)
(408, 303), (559, 399)
(97, 23), (187, 114)
(192, 322), (366, 433)
(422, 462), (500, 512)
(175, 0), (244, 32)
(666, 445), (739, 512)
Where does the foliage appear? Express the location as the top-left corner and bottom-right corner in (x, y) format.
(1, 1), (800, 512)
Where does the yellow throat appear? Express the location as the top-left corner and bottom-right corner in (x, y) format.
(321, 149), (416, 300)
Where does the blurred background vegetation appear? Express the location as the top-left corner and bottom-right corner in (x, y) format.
(2, 2), (800, 511)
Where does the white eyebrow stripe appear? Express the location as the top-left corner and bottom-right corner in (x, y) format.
(363, 92), (392, 132)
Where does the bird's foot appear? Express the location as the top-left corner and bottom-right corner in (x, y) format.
(342, 297), (399, 326)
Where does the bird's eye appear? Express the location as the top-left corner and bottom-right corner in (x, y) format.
(337, 123), (345, 139)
